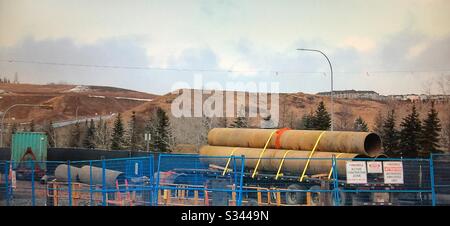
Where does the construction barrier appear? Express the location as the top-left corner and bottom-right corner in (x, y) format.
(0, 153), (449, 206)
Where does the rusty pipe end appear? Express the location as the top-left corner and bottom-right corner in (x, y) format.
(364, 133), (383, 157)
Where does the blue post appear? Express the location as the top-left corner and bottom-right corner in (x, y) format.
(232, 156), (237, 206)
(237, 155), (245, 206)
(31, 160), (35, 206)
(332, 155), (340, 206)
(4, 161), (10, 205)
(67, 161), (72, 206)
(149, 156), (154, 206)
(233, 156), (237, 187)
(429, 153), (436, 206)
(5, 161), (12, 206)
(154, 154), (162, 206)
(102, 159), (106, 206)
(89, 161), (93, 206)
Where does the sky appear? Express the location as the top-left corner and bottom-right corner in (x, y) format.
(0, 0), (449, 95)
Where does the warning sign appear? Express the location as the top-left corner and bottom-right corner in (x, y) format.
(383, 162), (404, 184)
(346, 161), (367, 184)
(367, 161), (383, 173)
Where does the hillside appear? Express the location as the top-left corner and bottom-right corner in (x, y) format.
(122, 89), (450, 130)
(1, 83), (448, 142)
(0, 83), (159, 124)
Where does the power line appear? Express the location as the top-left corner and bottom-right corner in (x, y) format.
(1, 58), (450, 75)
(1, 59), (321, 74)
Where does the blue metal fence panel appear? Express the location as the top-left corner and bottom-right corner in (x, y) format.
(0, 154), (449, 206)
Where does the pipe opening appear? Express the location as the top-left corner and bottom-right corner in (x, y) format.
(364, 133), (382, 156)
(374, 154), (388, 159)
(354, 154), (370, 159)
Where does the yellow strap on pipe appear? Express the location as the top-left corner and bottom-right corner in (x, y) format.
(299, 131), (326, 182)
(252, 130), (277, 178)
(275, 150), (292, 180)
(327, 153), (344, 180)
(222, 148), (239, 176)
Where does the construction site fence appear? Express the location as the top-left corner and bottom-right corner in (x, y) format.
(0, 153), (449, 206)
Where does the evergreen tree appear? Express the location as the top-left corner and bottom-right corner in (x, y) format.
(29, 120), (35, 132)
(354, 116), (369, 132)
(231, 116), (248, 128)
(10, 123), (18, 135)
(69, 122), (81, 147)
(83, 119), (96, 149)
(313, 101), (331, 130)
(231, 106), (248, 128)
(421, 102), (442, 154)
(126, 111), (140, 151)
(146, 107), (173, 152)
(382, 110), (399, 155)
(44, 121), (56, 147)
(111, 113), (125, 150)
(399, 105), (422, 157)
(296, 111), (315, 130)
(372, 112), (384, 137)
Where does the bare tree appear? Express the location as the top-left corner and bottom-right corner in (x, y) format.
(438, 74), (450, 95)
(441, 109), (450, 152)
(95, 118), (111, 150)
(335, 106), (353, 131)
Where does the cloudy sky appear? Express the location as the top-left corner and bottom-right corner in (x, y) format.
(0, 0), (449, 95)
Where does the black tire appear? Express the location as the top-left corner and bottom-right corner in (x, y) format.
(308, 185), (321, 206)
(285, 184), (307, 205)
(353, 192), (371, 205)
(332, 190), (348, 206)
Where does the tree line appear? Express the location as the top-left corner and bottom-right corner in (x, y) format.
(67, 107), (174, 152)
(295, 101), (442, 157)
(296, 101), (368, 132)
(373, 102), (442, 157)
(5, 100), (444, 157)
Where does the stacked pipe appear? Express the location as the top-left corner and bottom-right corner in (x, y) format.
(199, 128), (384, 177)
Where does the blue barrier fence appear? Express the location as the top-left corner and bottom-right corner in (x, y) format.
(0, 153), (449, 206)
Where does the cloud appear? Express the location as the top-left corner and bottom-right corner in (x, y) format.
(0, 36), (154, 92)
(340, 36), (376, 53)
(1, 27), (449, 96)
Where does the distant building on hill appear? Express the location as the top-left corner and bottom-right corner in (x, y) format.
(316, 90), (449, 103)
(317, 90), (385, 100)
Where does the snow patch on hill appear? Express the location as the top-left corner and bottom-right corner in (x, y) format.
(114, 97), (153, 102)
(65, 85), (91, 93)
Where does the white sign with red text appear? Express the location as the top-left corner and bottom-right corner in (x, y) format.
(346, 161), (367, 184)
(367, 161), (383, 173)
(383, 162), (404, 184)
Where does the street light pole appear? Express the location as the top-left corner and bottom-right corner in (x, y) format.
(0, 104), (53, 147)
(296, 48), (334, 131)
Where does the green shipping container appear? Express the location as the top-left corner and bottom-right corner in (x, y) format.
(11, 132), (48, 171)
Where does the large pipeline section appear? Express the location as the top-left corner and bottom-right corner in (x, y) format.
(199, 145), (368, 177)
(207, 128), (382, 157)
(54, 164), (124, 187)
(78, 165), (124, 187)
(54, 164), (80, 182)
